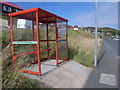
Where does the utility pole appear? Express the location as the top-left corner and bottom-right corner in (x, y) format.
(102, 28), (104, 40)
(94, 0), (98, 67)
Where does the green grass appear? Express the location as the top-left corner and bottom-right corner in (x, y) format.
(2, 69), (37, 88)
(68, 29), (95, 67)
(74, 51), (94, 67)
(2, 30), (10, 49)
(2, 30), (50, 88)
(2, 27), (101, 88)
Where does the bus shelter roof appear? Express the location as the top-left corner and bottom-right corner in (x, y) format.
(8, 7), (68, 23)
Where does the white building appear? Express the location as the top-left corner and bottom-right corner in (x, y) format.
(74, 28), (78, 30)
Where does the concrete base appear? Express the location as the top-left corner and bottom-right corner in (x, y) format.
(20, 59), (92, 88)
(21, 59), (65, 79)
(23, 59), (63, 75)
(41, 61), (92, 88)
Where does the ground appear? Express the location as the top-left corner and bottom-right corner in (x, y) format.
(84, 39), (119, 88)
(20, 60), (92, 88)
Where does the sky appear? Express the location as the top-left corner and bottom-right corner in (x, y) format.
(12, 2), (118, 29)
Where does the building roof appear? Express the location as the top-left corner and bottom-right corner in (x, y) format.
(0, 0), (23, 10)
(8, 7), (68, 23)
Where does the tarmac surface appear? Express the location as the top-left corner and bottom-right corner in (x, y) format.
(84, 38), (119, 88)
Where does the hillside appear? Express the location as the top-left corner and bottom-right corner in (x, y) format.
(68, 29), (95, 67)
(2, 27), (100, 88)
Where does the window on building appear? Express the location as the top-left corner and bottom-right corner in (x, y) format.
(15, 9), (20, 12)
(3, 5), (6, 11)
(3, 5), (12, 12)
(9, 7), (12, 12)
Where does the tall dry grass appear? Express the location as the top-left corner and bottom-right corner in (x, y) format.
(68, 29), (95, 67)
(2, 28), (101, 88)
(2, 30), (50, 88)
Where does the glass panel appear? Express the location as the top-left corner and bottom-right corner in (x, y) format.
(12, 16), (38, 71)
(14, 44), (38, 70)
(57, 19), (66, 40)
(39, 23), (46, 40)
(12, 17), (36, 41)
(48, 23), (56, 40)
(57, 19), (67, 59)
(49, 41), (56, 57)
(40, 42), (47, 59)
(58, 41), (67, 58)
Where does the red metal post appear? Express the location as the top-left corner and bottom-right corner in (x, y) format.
(32, 21), (35, 40)
(36, 11), (41, 76)
(32, 21), (36, 61)
(10, 17), (15, 69)
(66, 22), (68, 60)
(16, 69), (39, 75)
(55, 20), (59, 67)
(46, 23), (49, 59)
(40, 40), (56, 42)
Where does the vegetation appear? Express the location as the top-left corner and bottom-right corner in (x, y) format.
(98, 27), (120, 38)
(2, 29), (51, 88)
(2, 26), (101, 88)
(68, 29), (95, 67)
(0, 15), (10, 20)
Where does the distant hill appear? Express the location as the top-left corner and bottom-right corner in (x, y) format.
(98, 27), (118, 32)
(68, 25), (118, 32)
(68, 25), (120, 36)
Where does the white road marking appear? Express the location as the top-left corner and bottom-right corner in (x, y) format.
(99, 73), (116, 86)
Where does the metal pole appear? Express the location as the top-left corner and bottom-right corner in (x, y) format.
(10, 17), (15, 69)
(32, 21), (36, 61)
(102, 28), (104, 40)
(46, 23), (49, 59)
(36, 11), (41, 76)
(32, 21), (35, 40)
(66, 22), (68, 60)
(94, 0), (98, 66)
(55, 20), (59, 67)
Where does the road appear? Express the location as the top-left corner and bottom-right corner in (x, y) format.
(84, 38), (119, 88)
(104, 38), (119, 57)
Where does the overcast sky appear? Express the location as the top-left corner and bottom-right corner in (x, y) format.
(12, 2), (118, 29)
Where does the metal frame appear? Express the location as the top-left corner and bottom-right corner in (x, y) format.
(8, 7), (68, 76)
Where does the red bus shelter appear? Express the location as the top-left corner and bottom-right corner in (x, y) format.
(8, 7), (68, 76)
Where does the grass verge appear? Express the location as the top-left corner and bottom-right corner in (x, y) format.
(68, 29), (101, 67)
